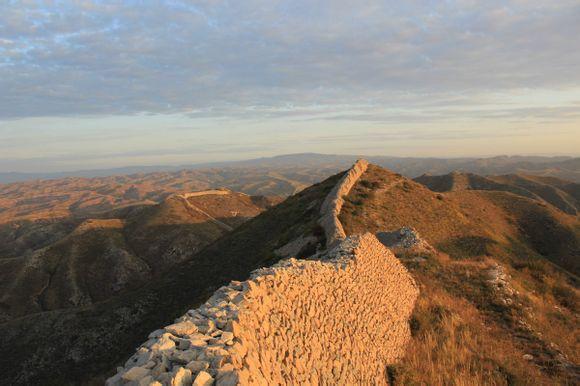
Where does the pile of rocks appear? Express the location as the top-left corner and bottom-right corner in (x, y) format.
(106, 280), (250, 386)
(485, 263), (519, 307)
(376, 226), (434, 254)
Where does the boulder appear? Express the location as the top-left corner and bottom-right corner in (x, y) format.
(121, 366), (150, 382)
(165, 321), (199, 336)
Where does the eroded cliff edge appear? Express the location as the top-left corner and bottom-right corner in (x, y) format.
(107, 160), (419, 385)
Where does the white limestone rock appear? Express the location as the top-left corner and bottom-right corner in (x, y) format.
(171, 367), (193, 386)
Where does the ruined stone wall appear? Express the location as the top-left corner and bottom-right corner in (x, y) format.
(318, 159), (368, 247)
(232, 233), (418, 384)
(107, 234), (418, 386)
(180, 190), (231, 198)
(107, 160), (419, 386)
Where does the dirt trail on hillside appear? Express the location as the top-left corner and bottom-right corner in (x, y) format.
(176, 195), (234, 232)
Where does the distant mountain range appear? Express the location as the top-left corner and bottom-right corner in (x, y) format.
(1, 153), (578, 183)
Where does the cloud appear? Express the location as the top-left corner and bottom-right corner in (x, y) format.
(1, 0), (579, 120)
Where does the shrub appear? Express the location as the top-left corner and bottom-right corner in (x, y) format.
(551, 284), (578, 312)
(359, 179), (381, 190)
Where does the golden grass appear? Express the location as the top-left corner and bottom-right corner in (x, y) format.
(341, 164), (580, 384)
(393, 282), (554, 386)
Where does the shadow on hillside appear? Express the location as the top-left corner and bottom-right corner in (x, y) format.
(0, 172), (342, 386)
(436, 236), (498, 260)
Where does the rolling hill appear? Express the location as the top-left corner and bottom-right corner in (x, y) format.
(1, 153), (578, 185)
(340, 164), (579, 384)
(415, 172), (579, 215)
(0, 190), (279, 322)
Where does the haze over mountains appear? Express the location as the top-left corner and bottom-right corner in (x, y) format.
(0, 160), (577, 384)
(2, 153), (579, 184)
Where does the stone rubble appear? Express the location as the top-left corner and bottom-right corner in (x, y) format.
(376, 226), (434, 255)
(485, 263), (519, 307)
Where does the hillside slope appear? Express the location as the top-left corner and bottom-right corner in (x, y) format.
(415, 172), (579, 215)
(0, 166), (333, 225)
(0, 174), (340, 385)
(341, 164), (579, 384)
(0, 190), (278, 322)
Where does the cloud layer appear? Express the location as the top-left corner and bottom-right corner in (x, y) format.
(1, 0), (579, 119)
(0, 1), (579, 171)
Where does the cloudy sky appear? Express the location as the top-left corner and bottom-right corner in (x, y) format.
(1, 0), (579, 172)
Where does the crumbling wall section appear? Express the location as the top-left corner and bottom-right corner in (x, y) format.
(232, 233), (418, 384)
(107, 234), (418, 385)
(318, 159), (368, 247)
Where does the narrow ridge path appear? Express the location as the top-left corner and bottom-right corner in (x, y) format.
(176, 195), (234, 232)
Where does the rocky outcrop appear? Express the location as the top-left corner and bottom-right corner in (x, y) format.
(376, 226), (435, 255)
(318, 159), (368, 247)
(108, 160), (419, 385)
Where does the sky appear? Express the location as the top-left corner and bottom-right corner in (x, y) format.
(1, 0), (579, 172)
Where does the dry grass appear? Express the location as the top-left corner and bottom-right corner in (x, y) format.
(391, 279), (556, 386)
(341, 164), (580, 385)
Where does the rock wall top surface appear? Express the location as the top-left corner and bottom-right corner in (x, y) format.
(318, 159), (368, 247)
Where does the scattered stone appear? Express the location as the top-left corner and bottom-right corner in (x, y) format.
(148, 329), (165, 339)
(136, 376), (156, 386)
(121, 366), (150, 382)
(150, 334), (176, 351)
(192, 370), (214, 386)
(186, 360), (210, 372)
(175, 338), (191, 350)
(197, 320), (216, 334)
(165, 321), (198, 336)
(216, 371), (238, 386)
(171, 367), (192, 386)
(171, 350), (198, 364)
(105, 373), (122, 386)
(189, 338), (208, 347)
(376, 226), (433, 253)
(220, 331), (234, 343)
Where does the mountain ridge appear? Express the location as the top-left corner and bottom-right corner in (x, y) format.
(0, 189), (279, 322)
(2, 153), (578, 184)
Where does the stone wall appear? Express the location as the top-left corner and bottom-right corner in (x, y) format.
(318, 159), (368, 247)
(232, 233), (418, 384)
(107, 160), (419, 386)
